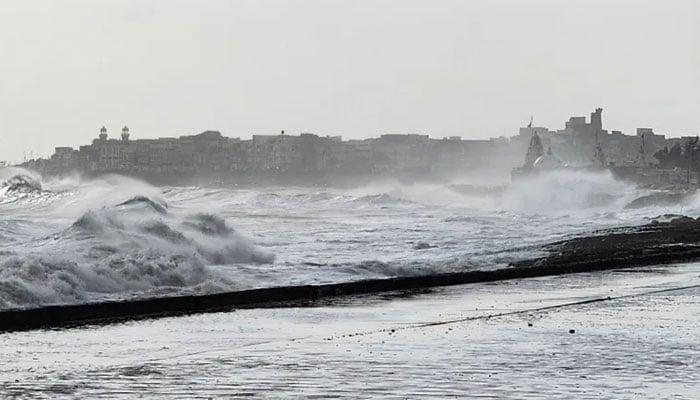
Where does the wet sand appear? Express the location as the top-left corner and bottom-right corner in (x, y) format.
(2, 263), (699, 399)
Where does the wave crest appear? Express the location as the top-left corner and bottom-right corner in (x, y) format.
(1, 175), (42, 193)
(0, 183), (275, 309)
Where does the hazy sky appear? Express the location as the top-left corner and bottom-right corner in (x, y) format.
(1, 0), (699, 162)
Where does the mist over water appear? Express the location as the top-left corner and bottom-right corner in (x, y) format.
(0, 167), (697, 310)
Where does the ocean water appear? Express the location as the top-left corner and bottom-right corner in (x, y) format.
(1, 166), (696, 310)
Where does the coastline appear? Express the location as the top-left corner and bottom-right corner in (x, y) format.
(3, 263), (699, 398)
(3, 217), (700, 333)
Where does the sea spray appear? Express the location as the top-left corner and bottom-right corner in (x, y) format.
(2, 169), (699, 310)
(0, 174), (274, 309)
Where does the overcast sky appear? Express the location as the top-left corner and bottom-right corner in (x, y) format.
(0, 0), (698, 162)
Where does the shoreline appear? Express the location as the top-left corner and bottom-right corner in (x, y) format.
(3, 217), (700, 333)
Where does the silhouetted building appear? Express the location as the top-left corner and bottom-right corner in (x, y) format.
(28, 108), (696, 181)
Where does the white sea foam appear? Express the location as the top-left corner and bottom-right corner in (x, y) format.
(0, 169), (697, 309)
(0, 174), (274, 308)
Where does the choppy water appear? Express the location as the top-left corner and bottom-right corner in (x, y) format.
(1, 166), (697, 310)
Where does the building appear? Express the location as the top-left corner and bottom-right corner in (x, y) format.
(28, 107), (695, 182)
(50, 147), (77, 173)
(89, 126), (134, 171)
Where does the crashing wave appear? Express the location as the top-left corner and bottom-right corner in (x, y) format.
(0, 253), (219, 309)
(500, 169), (633, 213)
(1, 175), (42, 193)
(67, 203), (274, 266)
(0, 189), (275, 309)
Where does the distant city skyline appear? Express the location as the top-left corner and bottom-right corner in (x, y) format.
(6, 105), (697, 164)
(22, 106), (685, 183)
(1, 0), (699, 162)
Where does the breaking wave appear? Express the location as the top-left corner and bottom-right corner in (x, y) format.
(1, 175), (42, 193)
(0, 174), (275, 309)
(3, 167), (700, 310)
(499, 169), (639, 214)
(0, 169), (62, 207)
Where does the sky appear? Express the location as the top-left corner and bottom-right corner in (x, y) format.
(0, 0), (699, 162)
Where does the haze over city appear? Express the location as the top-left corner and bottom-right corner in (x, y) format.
(1, 0), (699, 163)
(5, 1), (700, 398)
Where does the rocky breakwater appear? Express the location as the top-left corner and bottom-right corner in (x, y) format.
(513, 215), (700, 272)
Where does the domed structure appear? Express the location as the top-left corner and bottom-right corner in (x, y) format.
(98, 126), (108, 140)
(533, 147), (563, 170)
(523, 132), (544, 169)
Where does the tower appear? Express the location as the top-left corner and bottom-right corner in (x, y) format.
(99, 126), (108, 140)
(590, 107), (603, 136)
(121, 126), (130, 141)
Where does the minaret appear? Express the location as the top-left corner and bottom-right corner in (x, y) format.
(121, 126), (130, 141)
(99, 126), (108, 140)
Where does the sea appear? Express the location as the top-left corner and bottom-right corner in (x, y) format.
(0, 166), (692, 310)
(2, 166), (700, 398)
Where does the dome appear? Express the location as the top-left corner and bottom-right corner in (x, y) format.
(533, 153), (563, 170)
